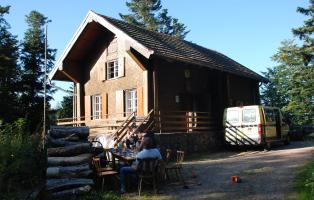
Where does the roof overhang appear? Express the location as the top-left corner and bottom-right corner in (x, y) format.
(49, 10), (154, 81)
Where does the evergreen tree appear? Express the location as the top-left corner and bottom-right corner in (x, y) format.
(292, 0), (314, 65)
(20, 11), (56, 133)
(57, 95), (73, 119)
(120, 0), (189, 39)
(0, 6), (20, 122)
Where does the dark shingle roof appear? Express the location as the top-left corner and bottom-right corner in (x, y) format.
(99, 14), (266, 82)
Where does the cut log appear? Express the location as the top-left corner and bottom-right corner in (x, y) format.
(50, 127), (89, 139)
(48, 153), (92, 167)
(47, 164), (92, 178)
(46, 178), (94, 191)
(47, 143), (91, 157)
(51, 185), (92, 198)
(47, 135), (89, 147)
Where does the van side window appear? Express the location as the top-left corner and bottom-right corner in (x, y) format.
(243, 109), (256, 123)
(264, 109), (275, 122)
(227, 110), (239, 123)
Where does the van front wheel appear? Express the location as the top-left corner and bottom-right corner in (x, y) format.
(265, 142), (271, 150)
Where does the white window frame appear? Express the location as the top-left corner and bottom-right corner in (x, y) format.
(92, 95), (102, 120)
(125, 89), (137, 115)
(107, 59), (119, 80)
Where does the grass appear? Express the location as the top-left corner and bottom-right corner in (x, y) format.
(295, 156), (314, 200)
(58, 191), (126, 200)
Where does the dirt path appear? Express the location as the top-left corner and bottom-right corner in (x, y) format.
(152, 141), (314, 200)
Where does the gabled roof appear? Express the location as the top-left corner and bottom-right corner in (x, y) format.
(99, 14), (266, 82)
(50, 11), (266, 82)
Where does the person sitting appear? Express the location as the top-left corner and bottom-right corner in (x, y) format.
(125, 126), (139, 149)
(119, 137), (162, 194)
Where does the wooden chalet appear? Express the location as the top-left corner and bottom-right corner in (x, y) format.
(49, 11), (266, 142)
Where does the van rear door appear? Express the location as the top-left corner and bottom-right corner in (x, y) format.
(241, 107), (260, 145)
(225, 107), (242, 145)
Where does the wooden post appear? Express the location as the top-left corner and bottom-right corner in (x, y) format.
(226, 74), (230, 107)
(153, 68), (159, 112)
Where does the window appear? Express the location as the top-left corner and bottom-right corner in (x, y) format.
(107, 60), (119, 79)
(227, 110), (239, 123)
(125, 89), (137, 114)
(242, 109), (256, 123)
(92, 95), (102, 120)
(264, 108), (274, 122)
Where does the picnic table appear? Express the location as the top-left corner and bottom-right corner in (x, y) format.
(110, 149), (136, 169)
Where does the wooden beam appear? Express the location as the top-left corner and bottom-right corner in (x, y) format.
(127, 50), (146, 70)
(60, 70), (79, 83)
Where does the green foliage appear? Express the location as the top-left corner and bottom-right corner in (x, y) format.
(57, 95), (73, 119)
(261, 0), (314, 126)
(292, 0), (314, 65)
(0, 5), (21, 123)
(120, 0), (189, 39)
(295, 158), (314, 200)
(20, 10), (56, 133)
(0, 119), (45, 196)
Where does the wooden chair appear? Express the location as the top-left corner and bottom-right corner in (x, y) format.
(165, 150), (187, 187)
(137, 158), (159, 196)
(91, 156), (118, 191)
(103, 148), (114, 169)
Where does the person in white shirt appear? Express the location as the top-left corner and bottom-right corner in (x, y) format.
(120, 136), (162, 194)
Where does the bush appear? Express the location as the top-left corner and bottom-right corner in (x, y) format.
(296, 158), (314, 200)
(0, 119), (45, 195)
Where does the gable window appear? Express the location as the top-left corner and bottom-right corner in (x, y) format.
(107, 60), (119, 80)
(125, 89), (137, 114)
(92, 95), (102, 120)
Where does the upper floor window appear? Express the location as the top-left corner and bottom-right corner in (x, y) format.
(107, 60), (119, 80)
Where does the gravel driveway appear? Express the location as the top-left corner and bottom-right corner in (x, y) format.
(147, 140), (314, 200)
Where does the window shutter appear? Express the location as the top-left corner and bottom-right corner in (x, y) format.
(137, 87), (144, 116)
(118, 57), (125, 77)
(115, 90), (124, 118)
(85, 95), (91, 121)
(105, 62), (107, 80)
(102, 93), (108, 119)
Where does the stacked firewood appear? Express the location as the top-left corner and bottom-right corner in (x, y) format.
(46, 126), (94, 198)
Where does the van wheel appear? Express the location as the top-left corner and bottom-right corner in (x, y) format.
(284, 135), (290, 145)
(265, 142), (271, 150)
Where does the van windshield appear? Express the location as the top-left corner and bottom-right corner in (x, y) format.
(242, 109), (256, 123)
(227, 110), (239, 123)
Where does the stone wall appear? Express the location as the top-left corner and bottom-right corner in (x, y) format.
(155, 131), (224, 156)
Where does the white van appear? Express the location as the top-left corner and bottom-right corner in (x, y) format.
(223, 105), (290, 148)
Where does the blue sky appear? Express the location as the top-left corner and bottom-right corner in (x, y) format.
(2, 0), (309, 108)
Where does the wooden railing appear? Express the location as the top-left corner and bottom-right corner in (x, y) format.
(56, 112), (131, 126)
(56, 110), (217, 134)
(114, 112), (136, 144)
(154, 110), (216, 133)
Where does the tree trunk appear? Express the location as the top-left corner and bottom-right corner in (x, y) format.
(47, 164), (92, 178)
(47, 143), (91, 157)
(47, 153), (92, 167)
(46, 178), (94, 191)
(51, 185), (92, 198)
(50, 126), (89, 139)
(47, 135), (89, 147)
